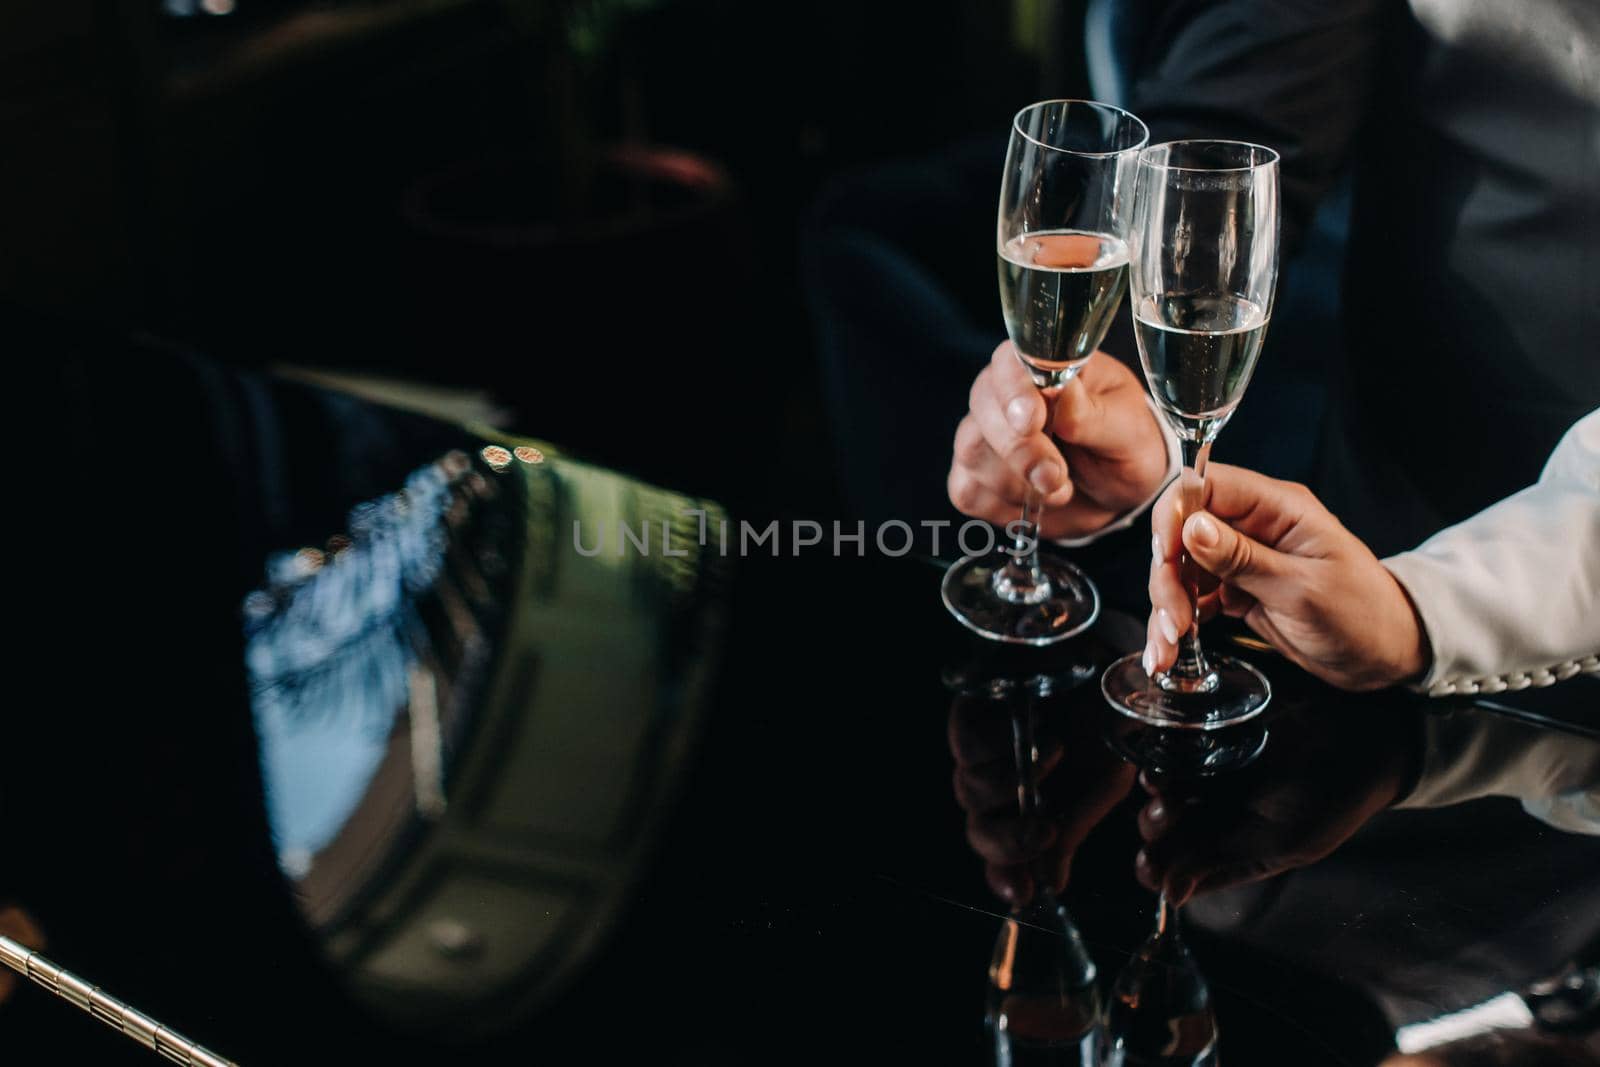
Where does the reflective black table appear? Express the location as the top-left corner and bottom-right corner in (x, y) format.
(6, 341), (1598, 1066)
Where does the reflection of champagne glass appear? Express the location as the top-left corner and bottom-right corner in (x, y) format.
(986, 697), (1102, 1066)
(943, 99), (1147, 646)
(1102, 140), (1282, 728)
(988, 889), (1103, 1067)
(1105, 895), (1218, 1067)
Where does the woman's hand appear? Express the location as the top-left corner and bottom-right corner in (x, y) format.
(948, 342), (1171, 540)
(1144, 463), (1431, 691)
(1133, 698), (1421, 906)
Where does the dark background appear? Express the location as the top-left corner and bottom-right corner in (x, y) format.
(1, 0), (1092, 513)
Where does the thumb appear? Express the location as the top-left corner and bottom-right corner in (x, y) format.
(1049, 372), (1109, 449)
(1182, 510), (1295, 601)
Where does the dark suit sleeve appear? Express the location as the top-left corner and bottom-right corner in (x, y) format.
(1128, 0), (1385, 251)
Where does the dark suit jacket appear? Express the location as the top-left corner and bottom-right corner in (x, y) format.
(1124, 0), (1600, 555)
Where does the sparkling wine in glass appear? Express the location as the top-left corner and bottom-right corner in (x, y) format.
(1102, 139), (1281, 728)
(943, 100), (1148, 645)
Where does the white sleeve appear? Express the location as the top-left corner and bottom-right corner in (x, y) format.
(1053, 395), (1183, 548)
(1396, 711), (1600, 835)
(1382, 410), (1600, 697)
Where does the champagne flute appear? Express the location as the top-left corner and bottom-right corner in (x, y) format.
(1105, 893), (1218, 1067)
(986, 693), (1103, 1065)
(943, 99), (1148, 645)
(1102, 140), (1281, 728)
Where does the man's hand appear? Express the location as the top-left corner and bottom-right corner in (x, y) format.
(948, 342), (1170, 540)
(948, 695), (1135, 905)
(1144, 463), (1431, 691)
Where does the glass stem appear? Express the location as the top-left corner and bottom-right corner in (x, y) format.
(1011, 697), (1042, 816)
(992, 385), (1062, 605)
(1159, 437), (1219, 694)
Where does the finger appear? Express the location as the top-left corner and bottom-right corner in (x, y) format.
(947, 699), (1017, 768)
(989, 337), (1049, 413)
(1151, 480), (1185, 569)
(1134, 848), (1160, 892)
(953, 764), (1015, 815)
(966, 811), (1058, 866)
(971, 345), (1071, 496)
(947, 467), (1027, 527)
(986, 863), (1034, 906)
(1051, 353), (1147, 456)
(1165, 871), (1202, 908)
(1182, 510), (1301, 603)
(1137, 790), (1206, 843)
(1137, 843), (1202, 906)
(1141, 808), (1278, 904)
(952, 417), (1027, 500)
(1147, 559), (1191, 636)
(1136, 795), (1168, 843)
(1181, 463), (1329, 550)
(1145, 562), (1222, 674)
(952, 748), (1066, 815)
(1145, 608), (1172, 676)
(950, 417), (1075, 512)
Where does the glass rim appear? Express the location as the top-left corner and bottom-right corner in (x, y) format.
(1138, 138), (1281, 173)
(1010, 99), (1150, 158)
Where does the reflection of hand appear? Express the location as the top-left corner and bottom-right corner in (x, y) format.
(948, 342), (1170, 539)
(1381, 1030), (1600, 1067)
(1143, 463), (1430, 691)
(1134, 707), (1420, 906)
(949, 695), (1135, 904)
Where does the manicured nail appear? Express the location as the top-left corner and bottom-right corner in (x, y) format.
(1141, 643), (1155, 676)
(1007, 396), (1034, 434)
(1029, 462), (1063, 494)
(1189, 512), (1219, 548)
(1157, 608), (1180, 645)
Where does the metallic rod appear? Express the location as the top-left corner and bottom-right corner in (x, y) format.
(0, 934), (239, 1067)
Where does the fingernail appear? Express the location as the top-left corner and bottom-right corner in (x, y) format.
(1141, 643), (1155, 676)
(1028, 462), (1063, 494)
(1134, 849), (1156, 888)
(1189, 512), (1219, 548)
(1157, 608), (1180, 645)
(1007, 396), (1034, 434)
(1152, 532), (1162, 558)
(1147, 799), (1166, 825)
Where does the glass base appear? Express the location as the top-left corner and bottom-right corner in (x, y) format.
(1100, 713), (1270, 776)
(941, 549), (1100, 646)
(1101, 652), (1270, 731)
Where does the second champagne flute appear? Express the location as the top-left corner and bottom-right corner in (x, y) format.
(1102, 139), (1282, 728)
(942, 99), (1148, 645)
